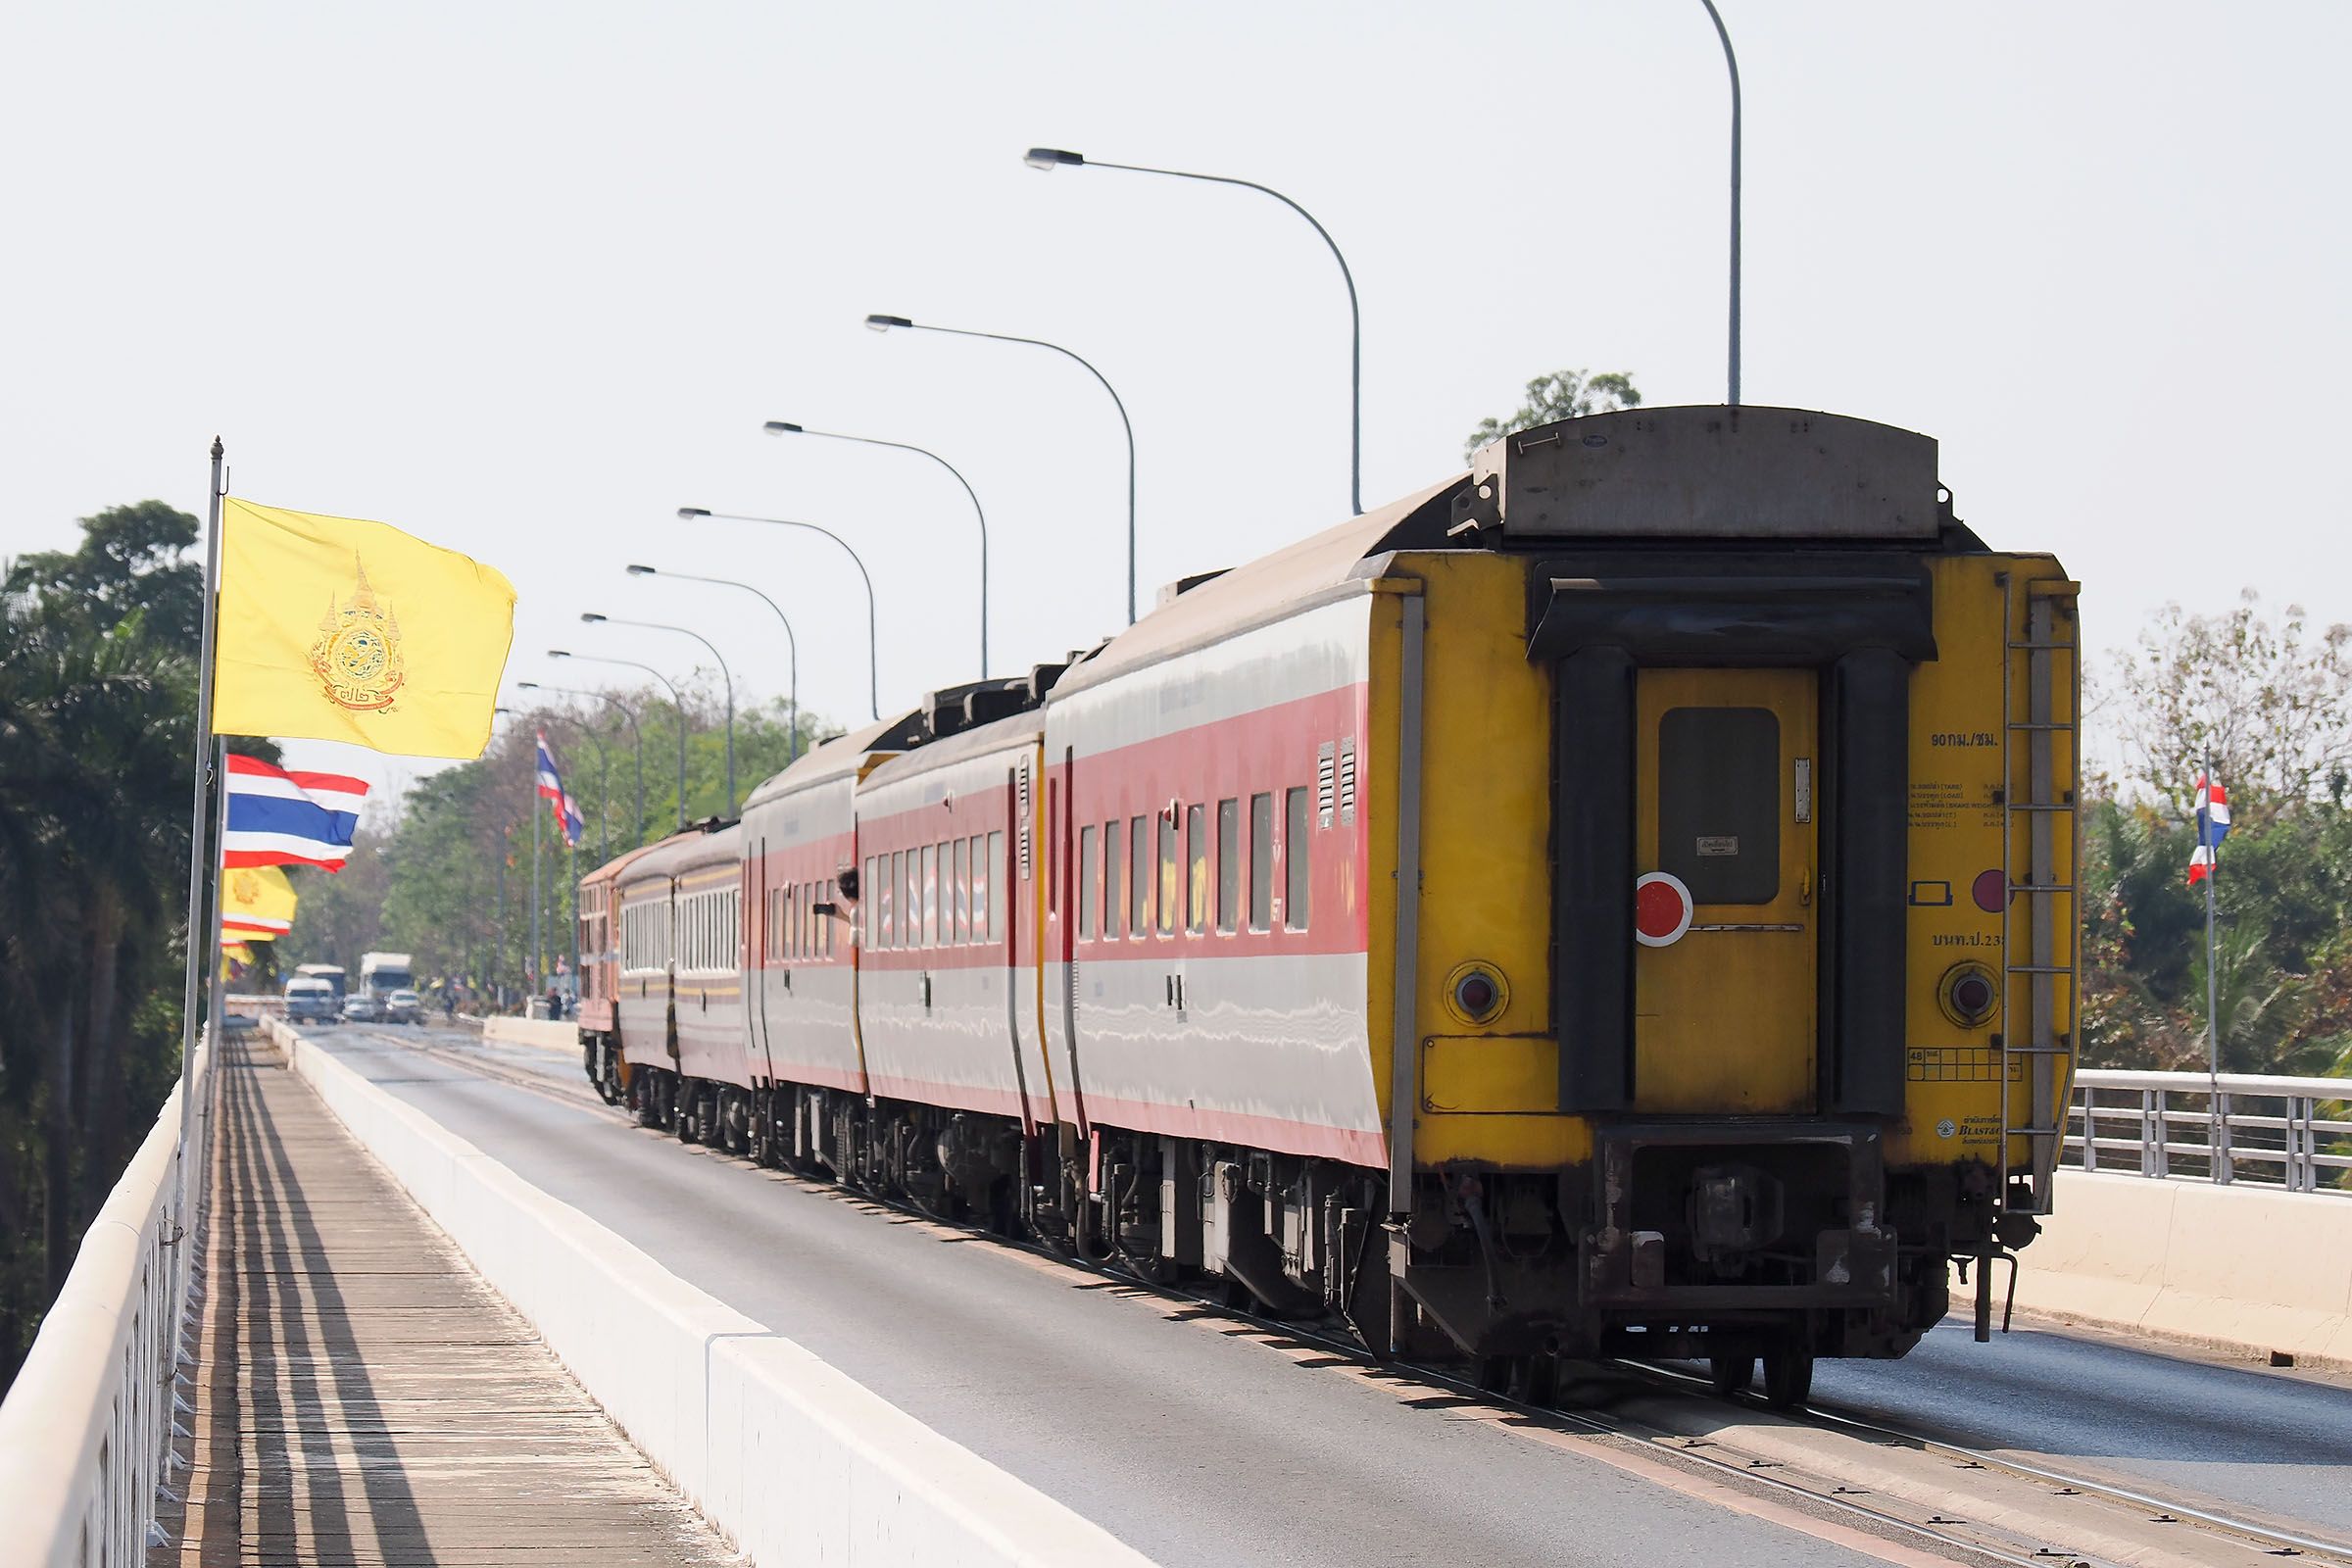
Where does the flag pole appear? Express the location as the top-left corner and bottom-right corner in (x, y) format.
(172, 442), (226, 1194)
(532, 756), (543, 1006)
(2203, 757), (2227, 1180)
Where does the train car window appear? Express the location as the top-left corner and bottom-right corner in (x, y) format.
(923, 843), (939, 949)
(888, 851), (904, 949)
(903, 850), (916, 949)
(1102, 820), (1122, 939)
(1187, 805), (1208, 934)
(984, 831), (1004, 941)
(1157, 811), (1179, 936)
(1285, 787), (1311, 931)
(861, 858), (876, 949)
(1217, 799), (1240, 934)
(1658, 707), (1780, 905)
(966, 836), (983, 942)
(1078, 826), (1099, 940)
(954, 838), (969, 943)
(1250, 793), (1274, 931)
(822, 879), (835, 957)
(1129, 816), (1150, 936)
(900, 850), (915, 949)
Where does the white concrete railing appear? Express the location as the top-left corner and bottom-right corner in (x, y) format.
(269, 1016), (1152, 1566)
(0, 1034), (214, 1567)
(2067, 1068), (2352, 1192)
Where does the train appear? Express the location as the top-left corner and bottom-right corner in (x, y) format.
(573, 406), (2080, 1408)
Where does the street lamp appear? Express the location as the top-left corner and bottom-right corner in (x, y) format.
(678, 508), (880, 720)
(549, 649), (689, 831)
(1696, 0), (1743, 406)
(627, 564), (801, 764)
(581, 612), (736, 818)
(861, 316), (1139, 627)
(517, 681), (644, 849)
(763, 421), (986, 678)
(1023, 145), (1361, 516)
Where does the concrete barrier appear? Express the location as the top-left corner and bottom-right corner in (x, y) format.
(480, 1015), (579, 1055)
(268, 1019), (1152, 1567)
(2017, 1170), (2352, 1367)
(0, 1040), (209, 1567)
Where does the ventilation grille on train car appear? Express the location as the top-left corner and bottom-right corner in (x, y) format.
(1017, 760), (1033, 880)
(1317, 742), (1338, 829)
(1338, 737), (1357, 826)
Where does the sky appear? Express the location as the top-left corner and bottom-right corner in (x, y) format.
(4, 2), (2346, 803)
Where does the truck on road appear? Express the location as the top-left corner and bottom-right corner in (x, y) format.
(295, 962), (347, 1000)
(359, 952), (415, 1002)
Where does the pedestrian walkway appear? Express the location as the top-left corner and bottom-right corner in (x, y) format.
(157, 1036), (733, 1566)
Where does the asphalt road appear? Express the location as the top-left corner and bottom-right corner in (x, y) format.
(311, 1022), (2352, 1563)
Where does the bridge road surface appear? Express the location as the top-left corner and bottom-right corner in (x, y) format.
(324, 1024), (2352, 1565)
(160, 1036), (732, 1567)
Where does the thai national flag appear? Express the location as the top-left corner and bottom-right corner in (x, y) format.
(221, 754), (369, 872)
(535, 732), (585, 849)
(2187, 772), (2231, 886)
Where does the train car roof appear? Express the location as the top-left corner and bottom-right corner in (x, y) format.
(859, 704), (1042, 792)
(742, 710), (928, 812)
(580, 833), (683, 890)
(616, 818), (743, 887)
(1054, 472), (1466, 700)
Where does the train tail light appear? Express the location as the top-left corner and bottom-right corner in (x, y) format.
(1937, 962), (1998, 1028)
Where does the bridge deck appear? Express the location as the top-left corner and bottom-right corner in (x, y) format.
(159, 1038), (730, 1566)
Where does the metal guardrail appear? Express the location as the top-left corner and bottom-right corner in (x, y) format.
(2068, 1068), (2352, 1192)
(0, 1033), (214, 1566)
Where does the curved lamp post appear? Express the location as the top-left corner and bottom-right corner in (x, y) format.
(862, 316), (1138, 626)
(1697, 0), (1743, 406)
(549, 649), (689, 831)
(763, 421), (986, 677)
(517, 680), (644, 849)
(1023, 145), (1360, 517)
(627, 564), (801, 764)
(581, 612), (736, 818)
(678, 508), (880, 721)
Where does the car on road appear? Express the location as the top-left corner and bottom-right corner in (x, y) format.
(384, 988), (423, 1025)
(341, 993), (383, 1024)
(284, 977), (339, 1024)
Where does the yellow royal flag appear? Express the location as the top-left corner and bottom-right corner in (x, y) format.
(220, 863), (298, 940)
(212, 498), (516, 759)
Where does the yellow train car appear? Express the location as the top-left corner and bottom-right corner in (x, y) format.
(1370, 407), (2077, 1402)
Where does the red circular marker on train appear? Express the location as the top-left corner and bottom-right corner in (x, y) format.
(1635, 871), (1694, 948)
(1971, 868), (2007, 913)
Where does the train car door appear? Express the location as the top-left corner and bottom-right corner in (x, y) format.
(1632, 668), (1818, 1114)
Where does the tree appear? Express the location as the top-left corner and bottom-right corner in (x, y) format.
(0, 589), (196, 1379)
(2098, 592), (2352, 823)
(4, 501), (204, 656)
(2082, 593), (2352, 1081)
(1463, 369), (1642, 461)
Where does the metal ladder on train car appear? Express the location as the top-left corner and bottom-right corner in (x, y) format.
(1997, 575), (2082, 1218)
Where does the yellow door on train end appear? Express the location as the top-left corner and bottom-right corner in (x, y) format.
(1632, 667), (1819, 1115)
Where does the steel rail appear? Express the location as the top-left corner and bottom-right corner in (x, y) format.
(1633, 1358), (2352, 1564)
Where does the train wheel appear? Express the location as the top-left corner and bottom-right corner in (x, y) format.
(1707, 1351), (1757, 1397)
(1520, 1354), (1560, 1408)
(1760, 1343), (1814, 1410)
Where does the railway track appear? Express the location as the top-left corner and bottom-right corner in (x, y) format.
(340, 1023), (2349, 1568)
